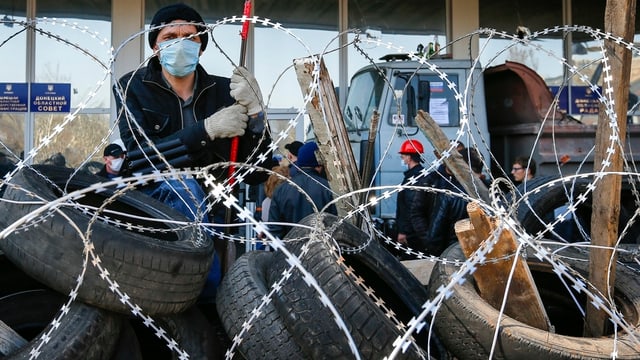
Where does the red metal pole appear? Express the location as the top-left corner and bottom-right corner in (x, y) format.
(228, 0), (252, 184)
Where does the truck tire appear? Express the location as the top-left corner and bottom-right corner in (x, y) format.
(267, 213), (424, 359)
(216, 251), (305, 360)
(0, 288), (122, 360)
(0, 165), (214, 315)
(428, 243), (640, 359)
(515, 177), (640, 244)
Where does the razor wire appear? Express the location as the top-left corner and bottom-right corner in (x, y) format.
(0, 14), (639, 359)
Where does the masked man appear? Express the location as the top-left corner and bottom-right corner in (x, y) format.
(113, 3), (275, 302)
(97, 143), (126, 179)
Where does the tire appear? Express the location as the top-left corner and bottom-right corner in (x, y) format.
(216, 251), (305, 360)
(332, 215), (448, 359)
(0, 252), (123, 360)
(127, 306), (221, 360)
(267, 213), (424, 359)
(428, 243), (640, 359)
(0, 165), (214, 315)
(0, 252), (122, 360)
(514, 176), (640, 244)
(109, 321), (143, 360)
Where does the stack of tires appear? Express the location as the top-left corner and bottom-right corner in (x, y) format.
(0, 166), (222, 359)
(216, 213), (443, 359)
(0, 167), (440, 359)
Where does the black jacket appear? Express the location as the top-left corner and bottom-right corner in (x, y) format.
(395, 164), (424, 239)
(114, 58), (274, 184)
(411, 169), (468, 256)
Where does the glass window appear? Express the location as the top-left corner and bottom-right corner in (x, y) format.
(0, 9), (27, 160)
(343, 68), (385, 132)
(34, 17), (112, 109)
(388, 71), (460, 129)
(348, 0), (447, 82)
(478, 0), (563, 85)
(31, 2), (112, 168)
(34, 113), (110, 168)
(571, 0), (640, 124)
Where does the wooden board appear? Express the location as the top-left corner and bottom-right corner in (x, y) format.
(455, 202), (550, 330)
(293, 57), (362, 220)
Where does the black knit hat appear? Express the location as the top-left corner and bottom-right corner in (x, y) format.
(284, 141), (304, 157)
(148, 3), (208, 51)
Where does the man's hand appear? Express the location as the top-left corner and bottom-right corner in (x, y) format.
(204, 104), (248, 140)
(397, 233), (407, 245)
(230, 67), (263, 115)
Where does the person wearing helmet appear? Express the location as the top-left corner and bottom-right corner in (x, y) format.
(410, 145), (477, 256)
(395, 139), (424, 256)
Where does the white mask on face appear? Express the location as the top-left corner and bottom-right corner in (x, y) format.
(110, 157), (124, 172)
(158, 39), (200, 77)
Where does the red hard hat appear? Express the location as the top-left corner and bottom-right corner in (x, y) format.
(399, 139), (424, 154)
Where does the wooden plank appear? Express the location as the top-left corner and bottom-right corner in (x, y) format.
(0, 319), (27, 356)
(293, 57), (362, 220)
(414, 110), (490, 203)
(456, 202), (550, 330)
(586, 0), (636, 337)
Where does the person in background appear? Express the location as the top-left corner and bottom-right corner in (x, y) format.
(395, 139), (425, 252)
(97, 143), (126, 179)
(113, 3), (275, 303)
(257, 165), (290, 247)
(411, 147), (481, 256)
(268, 141), (337, 238)
(42, 152), (67, 167)
(284, 140), (303, 176)
(511, 156), (536, 183)
(462, 146), (491, 187)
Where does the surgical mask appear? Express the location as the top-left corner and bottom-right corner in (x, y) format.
(158, 39), (200, 77)
(110, 157), (124, 172)
(400, 159), (408, 171)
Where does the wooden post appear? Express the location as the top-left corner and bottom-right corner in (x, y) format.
(414, 110), (490, 203)
(293, 57), (362, 220)
(456, 202), (550, 330)
(585, 0), (636, 337)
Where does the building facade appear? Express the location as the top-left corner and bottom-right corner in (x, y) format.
(0, 0), (635, 166)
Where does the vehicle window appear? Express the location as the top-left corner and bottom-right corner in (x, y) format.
(390, 72), (461, 128)
(343, 69), (385, 132)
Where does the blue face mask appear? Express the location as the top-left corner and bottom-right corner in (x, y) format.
(158, 39), (200, 77)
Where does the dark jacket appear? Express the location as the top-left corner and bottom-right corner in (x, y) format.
(268, 167), (337, 238)
(396, 164), (424, 240)
(114, 58), (274, 184)
(411, 168), (468, 256)
(96, 165), (117, 179)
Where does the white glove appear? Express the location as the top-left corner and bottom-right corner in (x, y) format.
(204, 104), (248, 140)
(230, 67), (264, 115)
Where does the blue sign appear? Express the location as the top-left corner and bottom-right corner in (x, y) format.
(30, 83), (71, 113)
(549, 85), (601, 115)
(0, 83), (28, 112)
